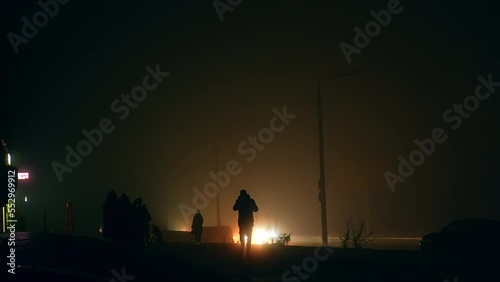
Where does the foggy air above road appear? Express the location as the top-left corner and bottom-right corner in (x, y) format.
(4, 0), (500, 248)
(4, 1), (500, 281)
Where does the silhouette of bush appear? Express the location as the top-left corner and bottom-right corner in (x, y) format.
(338, 216), (352, 248)
(338, 215), (375, 249)
(273, 233), (292, 246)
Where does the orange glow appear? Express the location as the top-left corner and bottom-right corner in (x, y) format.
(232, 226), (280, 245)
(252, 227), (278, 245)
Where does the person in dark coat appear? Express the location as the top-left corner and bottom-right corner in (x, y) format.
(191, 210), (204, 244)
(150, 224), (163, 244)
(233, 189), (258, 251)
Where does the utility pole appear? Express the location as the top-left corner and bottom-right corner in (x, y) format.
(215, 141), (221, 226)
(316, 70), (360, 246)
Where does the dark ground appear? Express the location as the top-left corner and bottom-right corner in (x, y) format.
(1, 232), (498, 282)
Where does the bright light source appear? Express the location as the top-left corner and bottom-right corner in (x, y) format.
(7, 153), (11, 166)
(24, 196), (28, 202)
(18, 172), (30, 180)
(252, 227), (279, 245)
(232, 227), (280, 245)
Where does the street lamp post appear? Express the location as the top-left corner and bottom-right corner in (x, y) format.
(316, 70), (359, 246)
(214, 141), (221, 226)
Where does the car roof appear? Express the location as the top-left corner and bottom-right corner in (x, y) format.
(447, 219), (500, 227)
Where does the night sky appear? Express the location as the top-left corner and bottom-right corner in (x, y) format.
(4, 0), (500, 239)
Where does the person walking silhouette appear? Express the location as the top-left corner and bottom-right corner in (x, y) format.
(233, 189), (258, 252)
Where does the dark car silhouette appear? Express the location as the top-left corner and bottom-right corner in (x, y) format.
(419, 219), (500, 253)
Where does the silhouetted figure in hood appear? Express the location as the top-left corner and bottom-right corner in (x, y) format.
(191, 210), (204, 244)
(233, 189), (258, 252)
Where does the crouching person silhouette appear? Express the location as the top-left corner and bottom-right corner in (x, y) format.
(233, 189), (258, 252)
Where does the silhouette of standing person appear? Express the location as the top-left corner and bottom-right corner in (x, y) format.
(149, 224), (164, 245)
(233, 189), (258, 252)
(191, 210), (204, 244)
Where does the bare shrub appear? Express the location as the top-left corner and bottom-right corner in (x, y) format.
(338, 215), (375, 249)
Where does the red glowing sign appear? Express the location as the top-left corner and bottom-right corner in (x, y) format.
(18, 172), (29, 180)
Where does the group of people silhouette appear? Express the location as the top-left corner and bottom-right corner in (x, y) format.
(191, 189), (259, 251)
(102, 191), (152, 248)
(102, 189), (259, 251)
